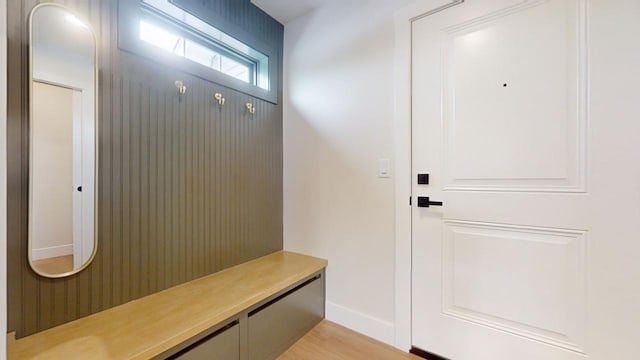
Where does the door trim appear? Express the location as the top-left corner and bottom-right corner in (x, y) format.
(392, 0), (464, 351)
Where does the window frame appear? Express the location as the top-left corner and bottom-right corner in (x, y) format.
(118, 0), (279, 104)
(138, 12), (258, 85)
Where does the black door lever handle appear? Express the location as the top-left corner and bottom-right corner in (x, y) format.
(417, 196), (443, 208)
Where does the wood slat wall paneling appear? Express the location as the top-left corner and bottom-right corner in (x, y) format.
(7, 0), (284, 337)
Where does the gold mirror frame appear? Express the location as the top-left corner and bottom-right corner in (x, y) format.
(28, 3), (99, 278)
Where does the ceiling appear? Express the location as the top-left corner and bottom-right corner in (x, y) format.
(251, 0), (330, 24)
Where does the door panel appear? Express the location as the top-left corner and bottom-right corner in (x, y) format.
(442, 221), (587, 352)
(410, 0), (640, 359)
(441, 0), (586, 192)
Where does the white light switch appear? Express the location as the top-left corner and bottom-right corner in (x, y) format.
(378, 158), (391, 178)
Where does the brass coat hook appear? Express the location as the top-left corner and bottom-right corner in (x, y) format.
(214, 92), (226, 106)
(175, 80), (186, 96)
(245, 103), (256, 115)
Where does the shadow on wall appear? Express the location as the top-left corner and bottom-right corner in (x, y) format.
(283, 0), (402, 342)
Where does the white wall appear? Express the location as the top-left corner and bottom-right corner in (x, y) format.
(283, 0), (411, 345)
(1, 0), (7, 356)
(31, 82), (75, 260)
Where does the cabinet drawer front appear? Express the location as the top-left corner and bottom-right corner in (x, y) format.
(248, 274), (325, 360)
(171, 323), (239, 360)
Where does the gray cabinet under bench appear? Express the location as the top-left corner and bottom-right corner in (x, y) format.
(248, 273), (325, 360)
(162, 271), (325, 360)
(169, 322), (240, 360)
(8, 252), (328, 360)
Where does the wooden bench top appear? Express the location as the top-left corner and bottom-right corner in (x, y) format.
(7, 251), (328, 360)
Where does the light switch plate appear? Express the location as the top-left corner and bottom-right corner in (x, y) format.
(378, 158), (391, 178)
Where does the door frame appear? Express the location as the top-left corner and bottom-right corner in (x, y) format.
(392, 0), (464, 351)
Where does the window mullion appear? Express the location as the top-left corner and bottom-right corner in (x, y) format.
(139, 0), (267, 87)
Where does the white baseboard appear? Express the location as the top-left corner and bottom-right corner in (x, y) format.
(325, 301), (395, 346)
(32, 244), (73, 260)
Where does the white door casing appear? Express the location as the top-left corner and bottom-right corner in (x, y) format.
(404, 0), (640, 359)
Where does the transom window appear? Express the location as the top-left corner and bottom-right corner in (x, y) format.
(139, 0), (269, 90)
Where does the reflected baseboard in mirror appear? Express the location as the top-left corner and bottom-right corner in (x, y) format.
(28, 3), (99, 278)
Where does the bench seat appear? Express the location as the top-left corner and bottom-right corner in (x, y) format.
(8, 251), (328, 359)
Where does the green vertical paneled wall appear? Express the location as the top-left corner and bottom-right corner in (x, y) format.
(7, 0), (284, 337)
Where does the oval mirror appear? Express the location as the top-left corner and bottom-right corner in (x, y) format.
(29, 4), (98, 278)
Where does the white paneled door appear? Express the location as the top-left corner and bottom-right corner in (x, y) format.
(411, 0), (640, 359)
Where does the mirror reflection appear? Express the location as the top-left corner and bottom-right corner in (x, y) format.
(29, 4), (98, 277)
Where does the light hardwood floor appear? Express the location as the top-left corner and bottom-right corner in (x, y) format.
(279, 320), (421, 360)
(31, 255), (73, 274)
